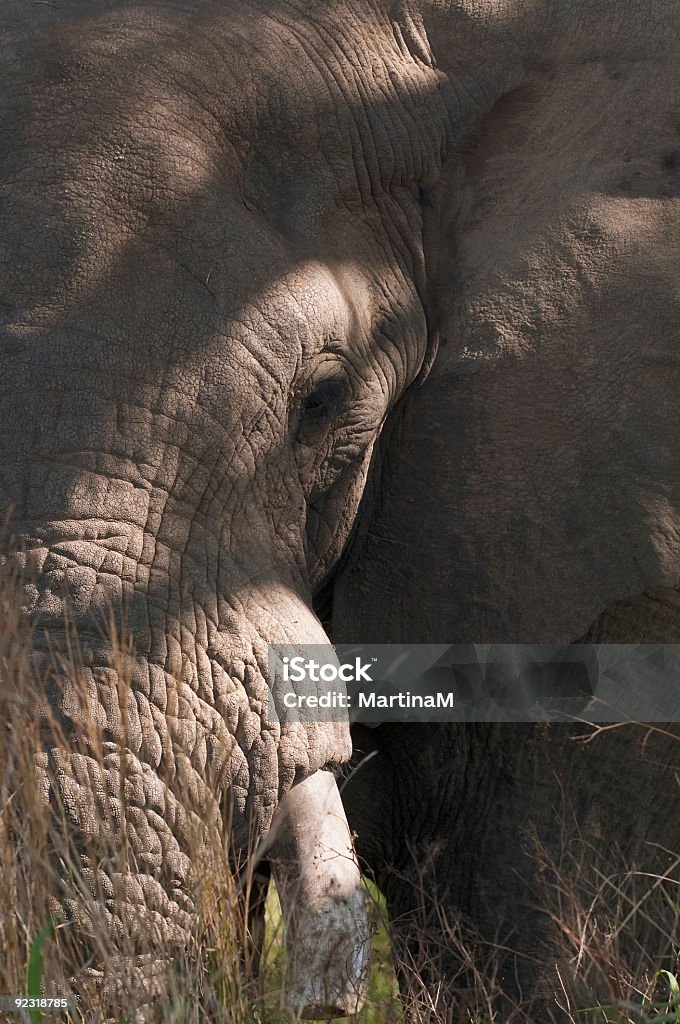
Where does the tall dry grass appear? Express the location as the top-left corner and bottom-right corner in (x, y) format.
(375, 738), (679, 1024)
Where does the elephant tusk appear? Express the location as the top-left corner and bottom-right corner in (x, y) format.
(267, 770), (371, 1019)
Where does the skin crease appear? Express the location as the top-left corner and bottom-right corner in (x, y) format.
(0, 0), (679, 1017)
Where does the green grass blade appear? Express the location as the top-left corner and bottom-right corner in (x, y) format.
(26, 922), (53, 1024)
(658, 971), (680, 1012)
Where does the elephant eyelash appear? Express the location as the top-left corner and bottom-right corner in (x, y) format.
(301, 378), (347, 416)
(295, 377), (349, 442)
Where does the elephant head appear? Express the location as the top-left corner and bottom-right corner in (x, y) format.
(2, 0), (680, 1019)
(0, 0), (450, 1011)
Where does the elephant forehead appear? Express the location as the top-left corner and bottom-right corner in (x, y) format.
(0, 7), (399, 385)
(1, 236), (354, 372)
(1, 0), (452, 221)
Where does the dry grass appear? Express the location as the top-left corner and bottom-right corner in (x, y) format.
(374, 765), (679, 1024)
(534, 822), (680, 1023)
(376, 868), (678, 1024)
(0, 553), (677, 1023)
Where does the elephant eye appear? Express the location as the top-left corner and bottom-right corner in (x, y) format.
(296, 377), (348, 442)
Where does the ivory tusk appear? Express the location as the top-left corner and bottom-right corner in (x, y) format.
(268, 770), (371, 1019)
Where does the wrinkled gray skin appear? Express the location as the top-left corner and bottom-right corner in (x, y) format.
(2, 0), (680, 1017)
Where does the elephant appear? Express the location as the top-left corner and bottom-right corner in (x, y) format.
(1, 0), (679, 1020)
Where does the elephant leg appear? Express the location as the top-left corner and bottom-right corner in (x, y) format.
(346, 680), (679, 1020)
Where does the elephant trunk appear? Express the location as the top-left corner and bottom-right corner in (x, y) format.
(2, 516), (356, 1012)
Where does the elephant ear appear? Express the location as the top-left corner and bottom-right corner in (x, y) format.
(334, 10), (680, 647)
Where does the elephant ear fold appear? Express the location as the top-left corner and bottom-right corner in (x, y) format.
(411, 157), (467, 388)
(412, 323), (441, 386)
